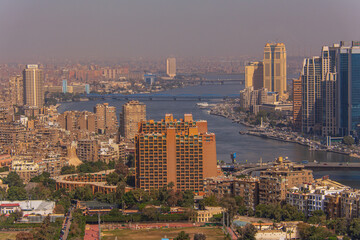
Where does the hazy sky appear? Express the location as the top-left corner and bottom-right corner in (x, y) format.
(1, 0), (360, 62)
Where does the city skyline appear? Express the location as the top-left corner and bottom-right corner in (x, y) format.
(1, 1), (360, 62)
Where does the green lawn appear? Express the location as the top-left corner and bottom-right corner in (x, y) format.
(0, 231), (19, 240)
(102, 226), (226, 240)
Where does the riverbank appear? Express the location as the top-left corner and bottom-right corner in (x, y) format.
(209, 102), (360, 159)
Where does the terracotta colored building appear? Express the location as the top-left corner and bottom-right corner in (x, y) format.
(135, 114), (218, 193)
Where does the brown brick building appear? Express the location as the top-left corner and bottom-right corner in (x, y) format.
(94, 103), (117, 134)
(259, 157), (313, 204)
(120, 100), (146, 141)
(135, 114), (218, 193)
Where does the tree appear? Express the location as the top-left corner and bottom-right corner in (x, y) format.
(53, 204), (65, 214)
(142, 206), (158, 221)
(203, 195), (219, 207)
(60, 165), (76, 175)
(348, 218), (360, 240)
(194, 233), (206, 240)
(175, 231), (190, 240)
(167, 190), (183, 207)
(73, 186), (93, 201)
(126, 154), (135, 168)
(7, 186), (27, 201)
(122, 192), (136, 208)
(115, 162), (129, 180)
(179, 190), (194, 207)
(343, 135), (355, 146)
(298, 222), (335, 240)
(3, 172), (23, 187)
(221, 196), (238, 222)
(237, 224), (257, 240)
(106, 172), (120, 185)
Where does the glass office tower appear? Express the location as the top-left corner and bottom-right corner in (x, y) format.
(337, 41), (360, 136)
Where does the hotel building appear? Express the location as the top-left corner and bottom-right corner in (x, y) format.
(135, 114), (217, 193)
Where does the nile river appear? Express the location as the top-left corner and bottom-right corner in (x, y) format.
(58, 82), (360, 188)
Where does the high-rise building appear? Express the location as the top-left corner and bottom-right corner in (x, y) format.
(321, 45), (338, 136)
(120, 100), (146, 140)
(94, 103), (118, 134)
(85, 84), (90, 94)
(23, 64), (44, 108)
(301, 57), (322, 134)
(245, 61), (263, 90)
(77, 139), (99, 162)
(135, 114), (218, 192)
(166, 57), (176, 78)
(293, 77), (302, 131)
(263, 43), (287, 98)
(336, 41), (360, 136)
(62, 80), (68, 93)
(9, 75), (23, 106)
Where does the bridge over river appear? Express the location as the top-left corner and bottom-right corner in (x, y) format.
(222, 162), (360, 175)
(84, 93), (240, 101)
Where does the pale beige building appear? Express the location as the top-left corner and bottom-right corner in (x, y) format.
(245, 61), (263, 90)
(120, 100), (146, 140)
(166, 57), (176, 78)
(23, 64), (44, 108)
(9, 75), (23, 106)
(263, 43), (287, 97)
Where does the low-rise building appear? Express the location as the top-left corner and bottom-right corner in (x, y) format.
(11, 156), (41, 183)
(0, 154), (12, 168)
(340, 190), (360, 219)
(0, 200), (55, 216)
(55, 170), (134, 195)
(0, 203), (21, 214)
(204, 176), (259, 210)
(259, 157), (313, 205)
(197, 207), (224, 223)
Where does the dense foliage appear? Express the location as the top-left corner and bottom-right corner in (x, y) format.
(61, 161), (115, 175)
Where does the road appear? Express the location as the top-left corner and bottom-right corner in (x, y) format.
(61, 207), (73, 240)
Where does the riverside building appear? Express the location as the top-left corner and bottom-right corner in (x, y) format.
(166, 57), (176, 78)
(245, 61), (263, 90)
(135, 114), (218, 193)
(263, 43), (287, 98)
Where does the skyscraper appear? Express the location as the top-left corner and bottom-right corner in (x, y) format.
(292, 77), (302, 131)
(321, 45), (338, 136)
(245, 61), (263, 90)
(94, 103), (118, 134)
(135, 114), (218, 192)
(263, 43), (287, 98)
(23, 64), (44, 108)
(120, 100), (146, 140)
(62, 80), (68, 93)
(337, 41), (360, 136)
(301, 57), (322, 134)
(166, 57), (176, 78)
(9, 75), (23, 106)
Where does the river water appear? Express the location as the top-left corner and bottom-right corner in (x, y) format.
(58, 80), (360, 188)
